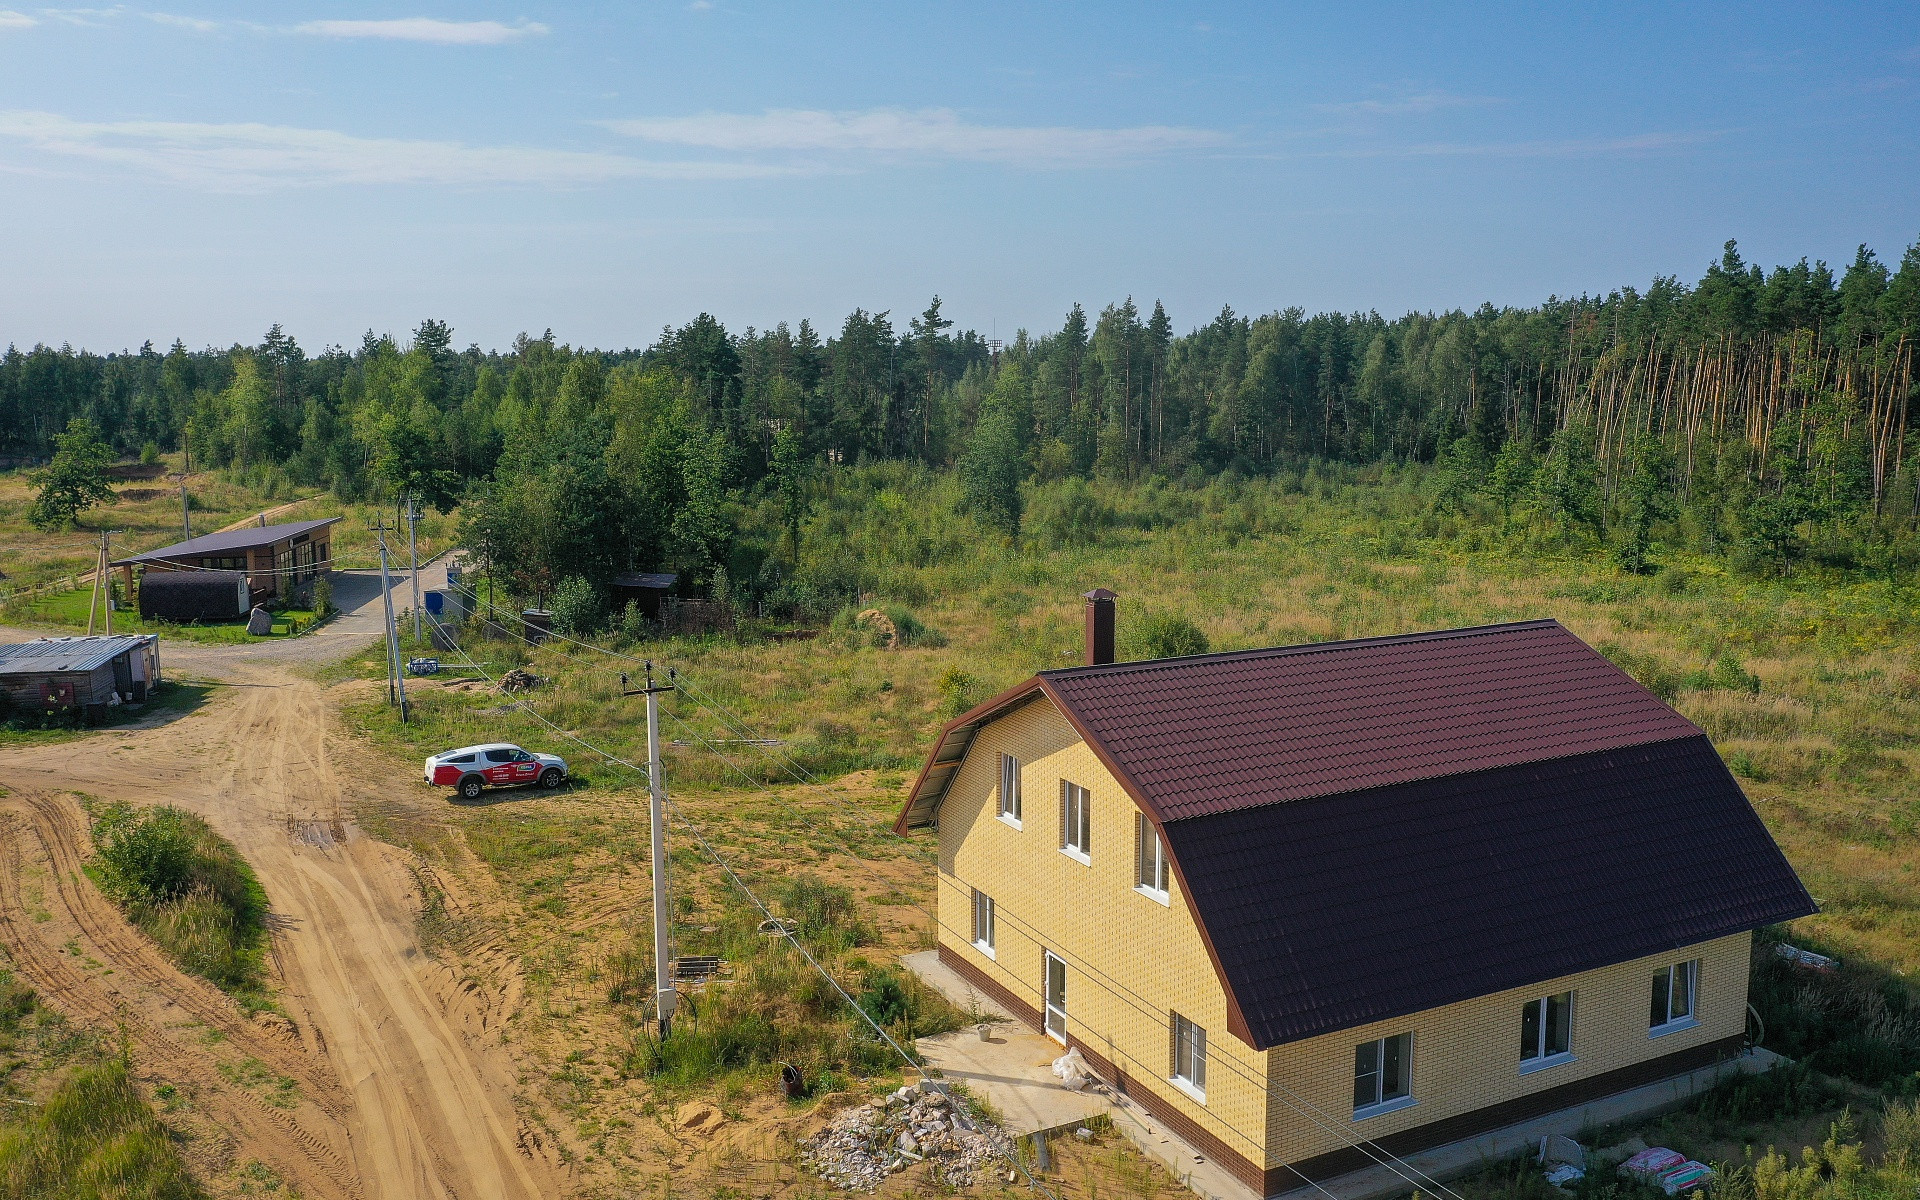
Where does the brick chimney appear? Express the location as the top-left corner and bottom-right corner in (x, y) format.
(1083, 588), (1117, 666)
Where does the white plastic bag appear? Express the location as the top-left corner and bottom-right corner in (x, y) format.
(1051, 1047), (1089, 1091)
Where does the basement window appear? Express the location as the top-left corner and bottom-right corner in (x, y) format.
(1520, 991), (1574, 1072)
(1650, 960), (1700, 1036)
(1353, 1033), (1414, 1119)
(1060, 781), (1091, 864)
(1135, 812), (1170, 903)
(998, 754), (1023, 828)
(1170, 1012), (1207, 1103)
(971, 889), (996, 959)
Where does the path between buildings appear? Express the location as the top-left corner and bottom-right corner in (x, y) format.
(0, 558), (557, 1200)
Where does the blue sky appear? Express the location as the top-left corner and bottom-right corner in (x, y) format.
(1, 2), (1916, 352)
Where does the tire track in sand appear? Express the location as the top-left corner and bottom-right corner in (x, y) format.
(0, 801), (363, 1200)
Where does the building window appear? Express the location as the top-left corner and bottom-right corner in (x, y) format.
(1650, 960), (1699, 1034)
(1353, 1033), (1413, 1118)
(1135, 812), (1169, 900)
(998, 754), (1023, 827)
(1060, 781), (1090, 862)
(1520, 991), (1574, 1071)
(971, 889), (995, 957)
(1171, 1013), (1207, 1101)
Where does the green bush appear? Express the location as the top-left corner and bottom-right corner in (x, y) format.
(549, 575), (605, 635)
(91, 805), (269, 1002)
(1136, 612), (1210, 659)
(0, 1055), (204, 1199)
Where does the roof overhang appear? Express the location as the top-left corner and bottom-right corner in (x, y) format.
(893, 680), (1050, 833)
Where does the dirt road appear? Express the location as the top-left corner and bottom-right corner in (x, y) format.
(0, 567), (559, 1200)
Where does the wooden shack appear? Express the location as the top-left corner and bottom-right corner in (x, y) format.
(0, 635), (162, 718)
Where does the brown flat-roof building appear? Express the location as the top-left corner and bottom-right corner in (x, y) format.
(113, 517), (338, 608)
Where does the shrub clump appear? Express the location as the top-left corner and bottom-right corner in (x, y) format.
(0, 1054), (204, 1199)
(829, 605), (946, 650)
(91, 804), (270, 1002)
(1135, 612), (1210, 660)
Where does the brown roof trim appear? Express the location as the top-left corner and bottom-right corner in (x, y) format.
(892, 679), (1048, 834)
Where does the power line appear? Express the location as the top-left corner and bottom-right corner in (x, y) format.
(654, 662), (1470, 1200)
(421, 598), (1467, 1200)
(414, 608), (1065, 1199)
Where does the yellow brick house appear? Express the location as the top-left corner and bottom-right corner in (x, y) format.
(896, 595), (1814, 1196)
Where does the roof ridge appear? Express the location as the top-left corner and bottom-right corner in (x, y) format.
(1037, 617), (1563, 679)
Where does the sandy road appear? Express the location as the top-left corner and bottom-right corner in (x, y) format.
(0, 566), (559, 1200)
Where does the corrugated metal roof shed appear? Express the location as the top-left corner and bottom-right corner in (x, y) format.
(611, 571), (678, 589)
(111, 517), (339, 566)
(0, 635), (155, 675)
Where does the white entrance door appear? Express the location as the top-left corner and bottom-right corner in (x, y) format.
(1044, 951), (1067, 1042)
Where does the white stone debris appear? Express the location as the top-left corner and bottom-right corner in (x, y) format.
(801, 1086), (1014, 1192)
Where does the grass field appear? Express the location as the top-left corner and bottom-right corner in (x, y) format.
(0, 451), (462, 601)
(313, 464), (1920, 1194)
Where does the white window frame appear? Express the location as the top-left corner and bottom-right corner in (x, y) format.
(970, 888), (996, 959)
(1650, 959), (1700, 1037)
(1135, 812), (1170, 904)
(998, 753), (1023, 829)
(1043, 951), (1068, 1043)
(1352, 1032), (1415, 1120)
(1519, 990), (1575, 1074)
(1060, 780), (1091, 864)
(1170, 1012), (1207, 1103)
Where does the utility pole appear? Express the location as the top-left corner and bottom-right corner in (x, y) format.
(371, 519), (408, 721)
(168, 472), (190, 540)
(405, 496), (422, 645)
(87, 530), (121, 637)
(623, 664), (677, 1039)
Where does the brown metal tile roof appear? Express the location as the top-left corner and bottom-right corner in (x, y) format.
(897, 618), (1815, 1050)
(1040, 619), (1703, 821)
(1167, 736), (1816, 1048)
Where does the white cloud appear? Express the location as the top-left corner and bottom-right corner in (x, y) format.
(601, 107), (1227, 166)
(0, 110), (799, 191)
(145, 10), (217, 31)
(291, 17), (547, 45)
(0, 10), (36, 28)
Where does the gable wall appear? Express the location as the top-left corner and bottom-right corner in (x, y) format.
(936, 697), (1272, 1184)
(1261, 931), (1753, 1177)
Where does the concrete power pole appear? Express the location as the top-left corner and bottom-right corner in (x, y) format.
(373, 520), (408, 721)
(624, 664), (678, 1039)
(406, 497), (422, 646)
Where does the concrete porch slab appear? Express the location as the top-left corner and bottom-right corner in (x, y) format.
(904, 951), (1254, 1198)
(907, 949), (1104, 1136)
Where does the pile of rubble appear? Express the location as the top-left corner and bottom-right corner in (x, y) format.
(801, 1080), (1012, 1192)
(496, 668), (546, 694)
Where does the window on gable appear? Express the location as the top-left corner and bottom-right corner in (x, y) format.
(971, 889), (995, 956)
(1170, 1012), (1207, 1100)
(1650, 960), (1699, 1033)
(1520, 991), (1573, 1069)
(998, 754), (1023, 826)
(1353, 1033), (1413, 1116)
(1060, 781), (1090, 861)
(1135, 812), (1169, 899)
